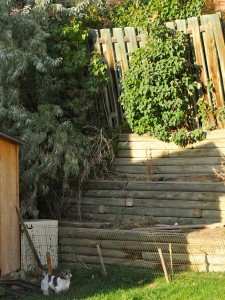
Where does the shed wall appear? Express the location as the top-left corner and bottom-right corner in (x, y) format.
(0, 138), (20, 276)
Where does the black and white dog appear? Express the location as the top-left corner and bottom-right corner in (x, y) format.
(41, 269), (72, 295)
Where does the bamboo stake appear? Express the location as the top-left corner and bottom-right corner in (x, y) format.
(158, 248), (170, 283)
(169, 243), (174, 280)
(96, 245), (107, 277)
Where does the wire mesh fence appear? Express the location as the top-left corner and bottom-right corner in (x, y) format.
(21, 220), (58, 272)
(58, 222), (225, 278)
(19, 219), (225, 282)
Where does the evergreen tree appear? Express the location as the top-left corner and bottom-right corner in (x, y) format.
(0, 0), (112, 218)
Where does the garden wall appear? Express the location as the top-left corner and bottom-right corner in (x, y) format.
(67, 130), (225, 225)
(113, 130), (225, 179)
(59, 224), (225, 273)
(59, 129), (225, 273)
(68, 180), (225, 225)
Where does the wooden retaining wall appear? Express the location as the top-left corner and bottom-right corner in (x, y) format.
(65, 130), (225, 226)
(59, 225), (225, 272)
(113, 130), (225, 179)
(68, 181), (225, 225)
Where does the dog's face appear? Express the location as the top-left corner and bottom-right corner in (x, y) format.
(59, 269), (72, 280)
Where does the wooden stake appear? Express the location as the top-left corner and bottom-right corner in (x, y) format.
(16, 206), (45, 271)
(169, 243), (174, 280)
(96, 245), (107, 277)
(46, 251), (52, 275)
(158, 248), (170, 283)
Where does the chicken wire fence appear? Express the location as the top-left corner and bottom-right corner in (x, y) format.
(19, 220), (225, 281)
(58, 224), (225, 278)
(21, 220), (58, 272)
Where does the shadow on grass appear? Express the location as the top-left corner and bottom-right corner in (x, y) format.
(5, 266), (159, 300)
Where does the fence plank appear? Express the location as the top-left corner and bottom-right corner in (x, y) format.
(89, 29), (113, 127)
(165, 21), (176, 30)
(100, 29), (122, 125)
(124, 27), (138, 54)
(113, 28), (129, 77)
(187, 17), (212, 113)
(201, 14), (224, 109)
(176, 19), (198, 123)
(137, 30), (147, 48)
(210, 14), (225, 95)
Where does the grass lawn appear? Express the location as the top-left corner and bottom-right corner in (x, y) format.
(4, 266), (225, 300)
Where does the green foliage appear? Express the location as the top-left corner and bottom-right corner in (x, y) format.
(0, 0), (113, 217)
(171, 128), (206, 147)
(119, 25), (205, 146)
(110, 0), (205, 28)
(109, 0), (208, 146)
(86, 51), (109, 94)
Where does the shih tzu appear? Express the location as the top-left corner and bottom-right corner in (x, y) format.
(41, 269), (72, 295)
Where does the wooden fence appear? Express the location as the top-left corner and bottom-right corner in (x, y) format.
(89, 13), (225, 128)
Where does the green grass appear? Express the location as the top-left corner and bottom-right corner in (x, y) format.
(5, 266), (225, 300)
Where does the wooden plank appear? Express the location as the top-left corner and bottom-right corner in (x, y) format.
(113, 28), (129, 77)
(113, 198), (225, 210)
(113, 157), (222, 166)
(137, 30), (147, 48)
(202, 210), (225, 218)
(73, 204), (202, 218)
(83, 181), (127, 190)
(82, 197), (225, 211)
(60, 245), (129, 259)
(89, 29), (114, 128)
(73, 212), (224, 225)
(187, 17), (212, 108)
(117, 140), (225, 150)
(0, 141), (20, 276)
(124, 27), (138, 54)
(58, 227), (225, 245)
(112, 164), (221, 174)
(206, 129), (225, 139)
(127, 182), (225, 192)
(175, 18), (199, 123)
(83, 190), (225, 202)
(59, 237), (225, 255)
(201, 14), (224, 109)
(142, 252), (225, 264)
(175, 19), (187, 33)
(118, 130), (225, 141)
(58, 220), (116, 229)
(100, 28), (122, 125)
(117, 148), (224, 158)
(59, 254), (163, 269)
(210, 14), (225, 95)
(82, 197), (126, 206)
(165, 22), (176, 30)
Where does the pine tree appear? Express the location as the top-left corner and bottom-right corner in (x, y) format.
(0, 0), (113, 218)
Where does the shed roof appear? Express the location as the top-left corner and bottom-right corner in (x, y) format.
(0, 132), (27, 145)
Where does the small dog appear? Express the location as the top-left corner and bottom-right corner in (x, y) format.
(41, 269), (72, 295)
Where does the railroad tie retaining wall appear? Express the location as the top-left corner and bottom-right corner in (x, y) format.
(59, 225), (225, 273)
(113, 130), (225, 179)
(68, 181), (225, 225)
